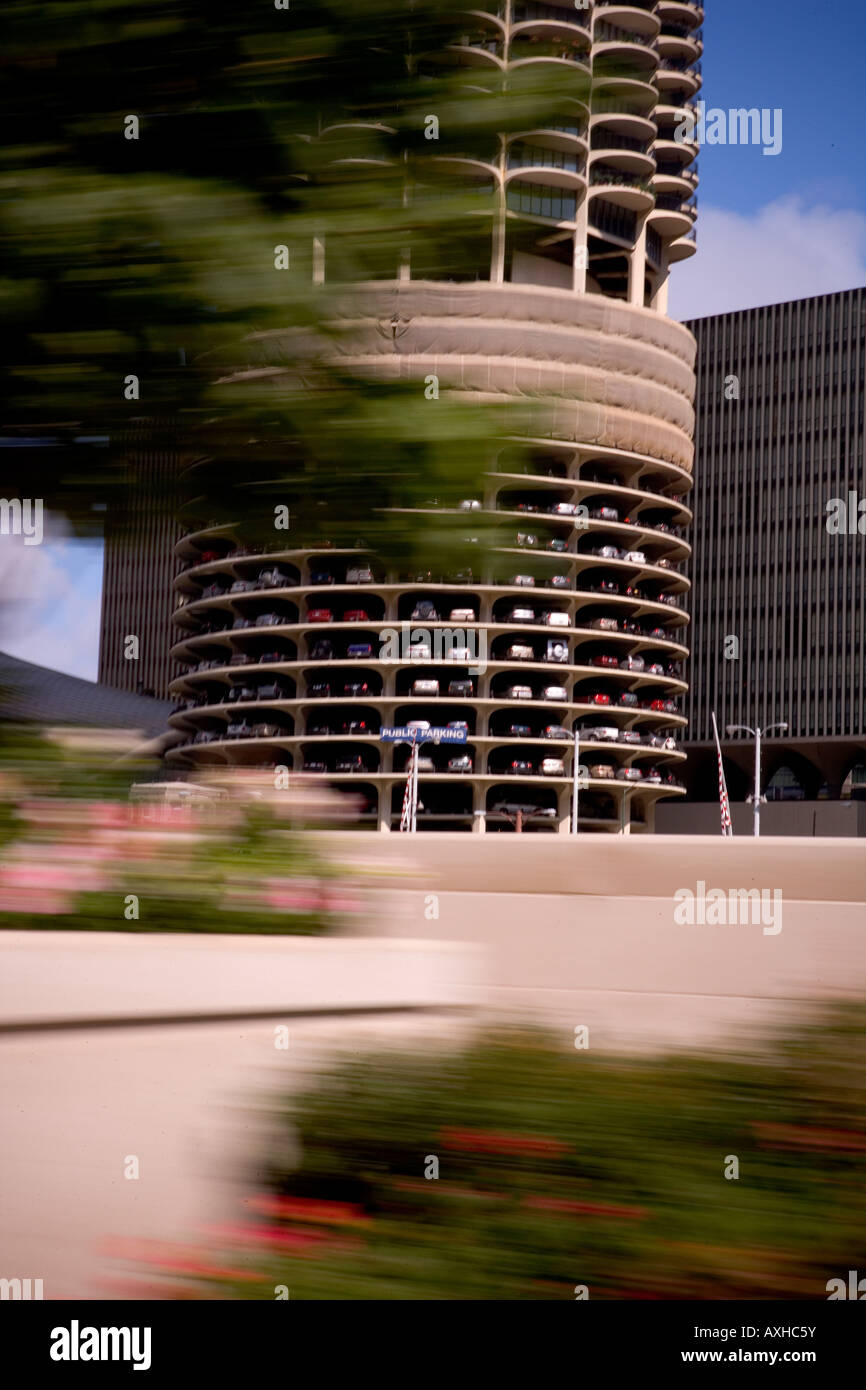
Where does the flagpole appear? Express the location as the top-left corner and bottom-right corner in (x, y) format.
(711, 710), (733, 837)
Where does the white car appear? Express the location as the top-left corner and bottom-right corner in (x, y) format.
(505, 643), (535, 661)
(448, 755), (473, 773)
(543, 611), (570, 627)
(543, 685), (568, 702)
(549, 502), (577, 516)
(623, 550), (647, 564)
(449, 608), (476, 623)
(411, 680), (440, 696)
(512, 575), (536, 587)
(408, 642), (431, 659)
(346, 565), (373, 584)
(541, 757), (566, 776)
(506, 684), (533, 700)
(446, 645), (473, 661)
(580, 725), (619, 743)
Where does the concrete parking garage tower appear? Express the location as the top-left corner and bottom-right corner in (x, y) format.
(166, 1), (703, 833)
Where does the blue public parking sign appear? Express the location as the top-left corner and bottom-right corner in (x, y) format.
(380, 726), (467, 745)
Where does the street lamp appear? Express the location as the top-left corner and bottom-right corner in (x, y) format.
(571, 730), (581, 835)
(725, 721), (789, 837)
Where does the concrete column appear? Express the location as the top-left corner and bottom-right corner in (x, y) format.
(573, 197), (589, 294)
(628, 216), (649, 308)
(651, 267), (670, 315)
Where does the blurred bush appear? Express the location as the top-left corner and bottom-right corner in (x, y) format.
(121, 1012), (866, 1298)
(0, 725), (361, 934)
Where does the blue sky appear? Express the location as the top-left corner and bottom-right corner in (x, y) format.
(5, 0), (866, 681)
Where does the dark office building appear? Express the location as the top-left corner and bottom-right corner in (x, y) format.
(659, 287), (866, 833)
(98, 432), (182, 701)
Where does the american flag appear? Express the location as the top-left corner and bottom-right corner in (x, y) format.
(712, 711), (733, 836)
(399, 741), (416, 832)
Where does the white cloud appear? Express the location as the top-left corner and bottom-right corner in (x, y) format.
(669, 197), (866, 322)
(0, 516), (103, 680)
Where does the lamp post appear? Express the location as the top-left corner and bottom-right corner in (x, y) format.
(726, 721), (789, 837)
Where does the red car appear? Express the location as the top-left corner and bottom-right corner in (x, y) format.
(590, 655), (619, 669)
(344, 609), (369, 622)
(307, 608), (332, 623)
(587, 693), (612, 706)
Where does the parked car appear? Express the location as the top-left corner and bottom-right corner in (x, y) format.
(449, 608), (476, 623)
(257, 680), (290, 699)
(542, 725), (570, 741)
(256, 613), (287, 628)
(227, 685), (257, 703)
(412, 757), (435, 773)
(623, 550), (647, 564)
(593, 546), (621, 560)
(622, 767), (643, 781)
(506, 723), (531, 738)
(251, 722), (282, 739)
(448, 755), (473, 773)
(643, 768), (663, 784)
(407, 719), (432, 732)
(226, 721), (253, 739)
(412, 679), (440, 696)
(590, 506), (619, 521)
(459, 499), (482, 510)
(620, 655), (645, 672)
(412, 600), (439, 621)
(647, 662), (664, 675)
(541, 757), (566, 776)
(589, 764), (616, 780)
(545, 640), (569, 663)
(303, 761), (327, 773)
(507, 606), (537, 624)
(548, 502), (577, 516)
(344, 609), (369, 622)
(310, 570), (334, 585)
(343, 682), (370, 696)
(348, 642), (373, 658)
(543, 611), (569, 627)
(516, 533), (538, 548)
(515, 503), (540, 513)
(447, 720), (470, 734)
(618, 692), (640, 708)
(341, 720), (370, 735)
(199, 549), (221, 564)
(201, 582), (225, 599)
(259, 650), (287, 665)
(547, 538), (568, 553)
(585, 692), (611, 706)
(310, 639), (334, 659)
(232, 617), (252, 630)
(194, 730), (219, 744)
(591, 654), (619, 669)
(346, 565), (373, 583)
(596, 580), (620, 594)
(257, 567), (294, 589)
(656, 558), (674, 570)
(618, 730), (643, 745)
(230, 579), (256, 594)
(543, 685), (568, 702)
(306, 722), (333, 736)
(591, 617), (619, 632)
(506, 685), (533, 700)
(549, 575), (571, 589)
(505, 643), (535, 661)
(508, 760), (534, 775)
(512, 575), (535, 587)
(448, 679), (474, 697)
(446, 646), (473, 662)
(648, 627), (668, 640)
(580, 726), (619, 743)
(335, 756), (365, 773)
(408, 641), (432, 659)
(308, 682), (330, 698)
